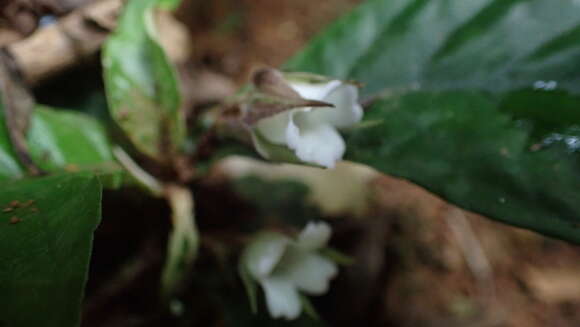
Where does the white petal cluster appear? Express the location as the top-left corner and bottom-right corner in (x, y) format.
(255, 75), (363, 168)
(241, 222), (338, 320)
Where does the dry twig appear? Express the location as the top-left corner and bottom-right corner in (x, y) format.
(6, 0), (122, 85)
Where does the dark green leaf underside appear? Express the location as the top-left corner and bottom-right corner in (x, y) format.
(0, 173), (102, 327)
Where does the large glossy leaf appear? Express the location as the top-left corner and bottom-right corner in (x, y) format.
(0, 173), (102, 327)
(286, 0), (580, 96)
(103, 0), (185, 161)
(346, 90), (580, 242)
(285, 0), (580, 242)
(0, 106), (116, 181)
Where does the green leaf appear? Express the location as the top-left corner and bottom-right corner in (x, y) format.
(286, 0), (580, 96)
(299, 295), (320, 321)
(0, 173), (102, 327)
(157, 0), (181, 10)
(251, 130), (306, 166)
(319, 247), (355, 266)
(286, 0), (580, 242)
(0, 119), (23, 179)
(103, 0), (185, 161)
(346, 90), (580, 243)
(0, 106), (118, 181)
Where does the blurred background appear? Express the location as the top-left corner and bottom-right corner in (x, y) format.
(2, 0), (580, 326)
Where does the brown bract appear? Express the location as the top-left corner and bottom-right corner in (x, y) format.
(239, 68), (334, 127)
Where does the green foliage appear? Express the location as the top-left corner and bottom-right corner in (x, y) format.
(103, 0), (185, 161)
(158, 0), (182, 10)
(498, 90), (580, 142)
(287, 0), (580, 242)
(0, 118), (21, 178)
(346, 90), (580, 242)
(0, 105), (116, 181)
(0, 174), (102, 327)
(287, 0), (580, 96)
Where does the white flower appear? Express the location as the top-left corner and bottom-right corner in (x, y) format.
(254, 73), (363, 168)
(241, 221), (338, 320)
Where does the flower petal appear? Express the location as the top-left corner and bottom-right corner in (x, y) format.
(298, 221), (332, 250)
(243, 233), (289, 279)
(256, 111), (291, 144)
(289, 80), (341, 101)
(286, 114), (345, 168)
(303, 83), (363, 128)
(282, 252), (338, 295)
(261, 277), (302, 320)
